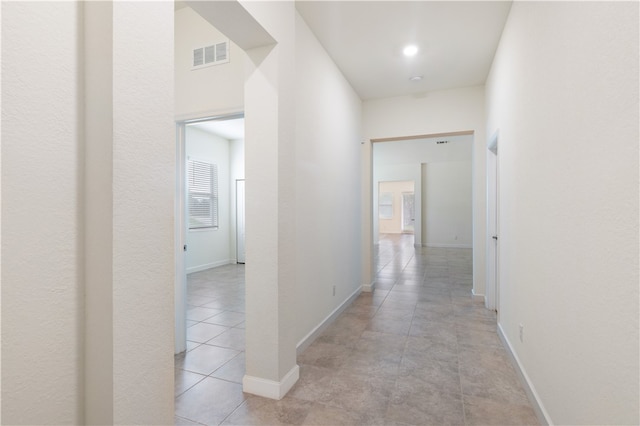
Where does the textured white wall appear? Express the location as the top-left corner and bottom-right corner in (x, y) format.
(362, 86), (486, 295)
(295, 11), (363, 343)
(486, 2), (639, 424)
(1, 2), (84, 423)
(186, 127), (231, 272)
(422, 162), (472, 248)
(175, 6), (245, 118)
(241, 0), (299, 392)
(110, 2), (176, 423)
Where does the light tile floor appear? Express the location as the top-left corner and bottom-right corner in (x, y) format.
(175, 234), (539, 425)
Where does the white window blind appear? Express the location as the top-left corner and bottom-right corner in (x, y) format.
(188, 159), (218, 229)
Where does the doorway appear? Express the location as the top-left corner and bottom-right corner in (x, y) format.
(377, 180), (415, 241)
(175, 113), (245, 354)
(401, 192), (415, 233)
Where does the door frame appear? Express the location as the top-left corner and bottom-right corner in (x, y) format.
(486, 130), (499, 312)
(400, 191), (415, 234)
(236, 179), (246, 264)
(174, 111), (245, 354)
(175, 122), (187, 354)
(366, 130), (477, 293)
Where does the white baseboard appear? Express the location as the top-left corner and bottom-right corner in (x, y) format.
(361, 281), (376, 292)
(296, 286), (362, 355)
(186, 259), (233, 274)
(423, 243), (473, 249)
(471, 288), (485, 302)
(242, 364), (299, 400)
(497, 323), (551, 425)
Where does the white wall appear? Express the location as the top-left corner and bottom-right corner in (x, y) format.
(362, 86), (486, 295)
(175, 6), (244, 118)
(422, 161), (472, 248)
(2, 2), (175, 424)
(294, 12), (363, 344)
(186, 126), (232, 272)
(2, 3), (83, 422)
(486, 2), (639, 424)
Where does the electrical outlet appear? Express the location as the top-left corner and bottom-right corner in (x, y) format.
(519, 324), (524, 342)
(333, 285), (336, 296)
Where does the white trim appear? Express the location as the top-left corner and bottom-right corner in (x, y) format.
(186, 259), (233, 274)
(175, 123), (187, 355)
(296, 286), (362, 355)
(175, 108), (244, 124)
(242, 364), (300, 400)
(361, 281), (376, 292)
(423, 243), (473, 249)
(471, 288), (485, 302)
(497, 323), (551, 426)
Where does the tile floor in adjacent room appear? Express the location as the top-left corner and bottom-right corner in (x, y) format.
(175, 234), (539, 425)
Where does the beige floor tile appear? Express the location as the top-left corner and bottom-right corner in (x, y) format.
(206, 327), (245, 351)
(204, 310), (245, 327)
(210, 352), (245, 384)
(175, 377), (245, 425)
(459, 363), (531, 406)
(297, 341), (353, 369)
(186, 322), (230, 344)
(174, 415), (203, 425)
(177, 344), (240, 376)
(463, 395), (539, 425)
(175, 368), (206, 397)
(316, 372), (394, 417)
(301, 402), (363, 425)
(386, 380), (465, 425)
(289, 364), (337, 402)
(176, 237), (538, 426)
(222, 395), (313, 426)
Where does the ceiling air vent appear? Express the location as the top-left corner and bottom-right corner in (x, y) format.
(192, 41), (230, 70)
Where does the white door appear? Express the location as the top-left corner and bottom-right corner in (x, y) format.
(236, 179), (246, 264)
(401, 192), (415, 233)
(486, 132), (499, 313)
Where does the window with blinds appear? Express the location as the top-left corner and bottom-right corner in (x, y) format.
(188, 159), (218, 229)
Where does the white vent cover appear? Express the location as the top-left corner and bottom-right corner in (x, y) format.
(192, 41), (230, 69)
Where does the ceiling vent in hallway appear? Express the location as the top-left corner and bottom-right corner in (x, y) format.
(192, 41), (229, 70)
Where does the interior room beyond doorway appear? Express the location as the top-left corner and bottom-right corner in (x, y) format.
(378, 180), (416, 236)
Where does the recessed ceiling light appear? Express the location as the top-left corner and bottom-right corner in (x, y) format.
(403, 45), (418, 57)
(409, 75), (423, 81)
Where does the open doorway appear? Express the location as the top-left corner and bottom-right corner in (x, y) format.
(378, 180), (415, 241)
(175, 114), (245, 354)
(372, 134), (473, 249)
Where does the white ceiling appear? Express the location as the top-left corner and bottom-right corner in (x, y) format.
(295, 1), (512, 100)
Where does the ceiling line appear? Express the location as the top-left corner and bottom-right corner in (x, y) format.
(370, 130), (474, 143)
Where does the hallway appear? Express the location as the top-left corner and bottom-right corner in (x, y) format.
(175, 234), (538, 425)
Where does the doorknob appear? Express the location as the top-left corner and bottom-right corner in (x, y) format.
(492, 236), (498, 240)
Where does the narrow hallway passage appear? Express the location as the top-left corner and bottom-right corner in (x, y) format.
(175, 234), (538, 425)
